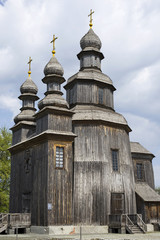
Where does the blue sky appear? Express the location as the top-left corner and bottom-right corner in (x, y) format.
(1, 0), (160, 186)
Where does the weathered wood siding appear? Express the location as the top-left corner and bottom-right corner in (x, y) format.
(36, 114), (72, 134)
(10, 150), (33, 213)
(36, 115), (48, 134)
(48, 114), (72, 132)
(136, 193), (145, 221)
(145, 203), (160, 223)
(133, 156), (155, 189)
(12, 126), (36, 145)
(66, 82), (114, 109)
(47, 140), (73, 225)
(137, 195), (160, 224)
(73, 123), (136, 225)
(31, 142), (48, 226)
(9, 142), (48, 226)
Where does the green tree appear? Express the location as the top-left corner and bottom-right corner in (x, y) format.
(155, 187), (160, 195)
(0, 127), (12, 212)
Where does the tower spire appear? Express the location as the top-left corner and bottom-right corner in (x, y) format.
(28, 57), (32, 77)
(88, 9), (94, 28)
(50, 34), (58, 56)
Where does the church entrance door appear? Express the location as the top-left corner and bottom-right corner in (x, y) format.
(111, 193), (125, 214)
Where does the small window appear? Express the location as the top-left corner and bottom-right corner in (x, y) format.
(98, 88), (103, 104)
(55, 146), (64, 168)
(136, 163), (144, 180)
(69, 89), (73, 104)
(112, 150), (119, 171)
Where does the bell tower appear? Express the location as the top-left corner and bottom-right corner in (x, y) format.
(64, 11), (136, 225)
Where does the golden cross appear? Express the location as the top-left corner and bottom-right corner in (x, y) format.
(28, 57), (32, 77)
(88, 9), (94, 28)
(50, 34), (58, 56)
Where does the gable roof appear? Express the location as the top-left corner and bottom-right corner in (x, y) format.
(130, 142), (154, 157)
(135, 183), (160, 202)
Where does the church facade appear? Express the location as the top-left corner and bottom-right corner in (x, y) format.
(9, 20), (160, 233)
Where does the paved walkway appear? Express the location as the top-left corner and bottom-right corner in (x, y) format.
(1, 232), (160, 240)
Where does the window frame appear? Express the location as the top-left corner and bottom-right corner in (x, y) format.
(98, 87), (104, 104)
(54, 145), (65, 169)
(111, 149), (119, 172)
(69, 88), (73, 105)
(136, 162), (144, 181)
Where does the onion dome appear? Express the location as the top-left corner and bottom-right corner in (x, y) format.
(20, 75), (38, 94)
(80, 28), (102, 50)
(44, 56), (64, 76)
(38, 35), (68, 110)
(14, 57), (39, 124)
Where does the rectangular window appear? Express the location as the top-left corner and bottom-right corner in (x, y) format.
(55, 146), (64, 168)
(98, 88), (103, 104)
(112, 150), (119, 171)
(136, 163), (143, 180)
(69, 89), (73, 104)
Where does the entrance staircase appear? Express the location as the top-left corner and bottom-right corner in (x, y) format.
(0, 214), (8, 233)
(122, 214), (147, 234)
(126, 223), (144, 234)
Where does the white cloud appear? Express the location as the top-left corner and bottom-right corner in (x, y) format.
(0, 95), (20, 117)
(0, 0), (160, 185)
(121, 112), (160, 186)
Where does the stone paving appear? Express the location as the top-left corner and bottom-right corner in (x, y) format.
(1, 232), (160, 240)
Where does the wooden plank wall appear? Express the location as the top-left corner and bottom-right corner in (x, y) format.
(133, 157), (155, 189)
(47, 141), (73, 225)
(10, 150), (33, 213)
(48, 115), (72, 132)
(73, 123), (136, 225)
(36, 114), (72, 134)
(66, 82), (114, 109)
(31, 142), (48, 226)
(10, 142), (48, 226)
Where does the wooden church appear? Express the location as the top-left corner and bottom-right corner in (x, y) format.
(8, 11), (160, 234)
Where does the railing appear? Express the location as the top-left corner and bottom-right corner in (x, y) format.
(121, 214), (134, 234)
(0, 214), (8, 227)
(137, 214), (147, 233)
(0, 213), (31, 228)
(123, 214), (134, 227)
(9, 213), (31, 227)
(127, 214), (137, 224)
(0, 214), (8, 233)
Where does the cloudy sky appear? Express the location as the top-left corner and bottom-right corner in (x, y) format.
(1, 0), (160, 186)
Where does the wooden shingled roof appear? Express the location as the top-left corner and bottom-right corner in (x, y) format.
(135, 183), (160, 202)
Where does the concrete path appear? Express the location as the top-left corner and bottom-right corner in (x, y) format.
(1, 232), (160, 240)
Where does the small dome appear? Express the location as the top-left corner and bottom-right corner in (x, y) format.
(44, 56), (64, 76)
(20, 76), (38, 94)
(80, 28), (102, 50)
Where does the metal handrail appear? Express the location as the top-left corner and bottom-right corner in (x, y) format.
(137, 214), (147, 232)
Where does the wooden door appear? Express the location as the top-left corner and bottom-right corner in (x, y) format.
(147, 203), (159, 222)
(111, 193), (125, 214)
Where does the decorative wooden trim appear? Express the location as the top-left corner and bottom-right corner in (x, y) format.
(54, 144), (66, 170)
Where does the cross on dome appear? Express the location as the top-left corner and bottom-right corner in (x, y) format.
(50, 34), (58, 56)
(28, 57), (32, 77)
(88, 9), (94, 28)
